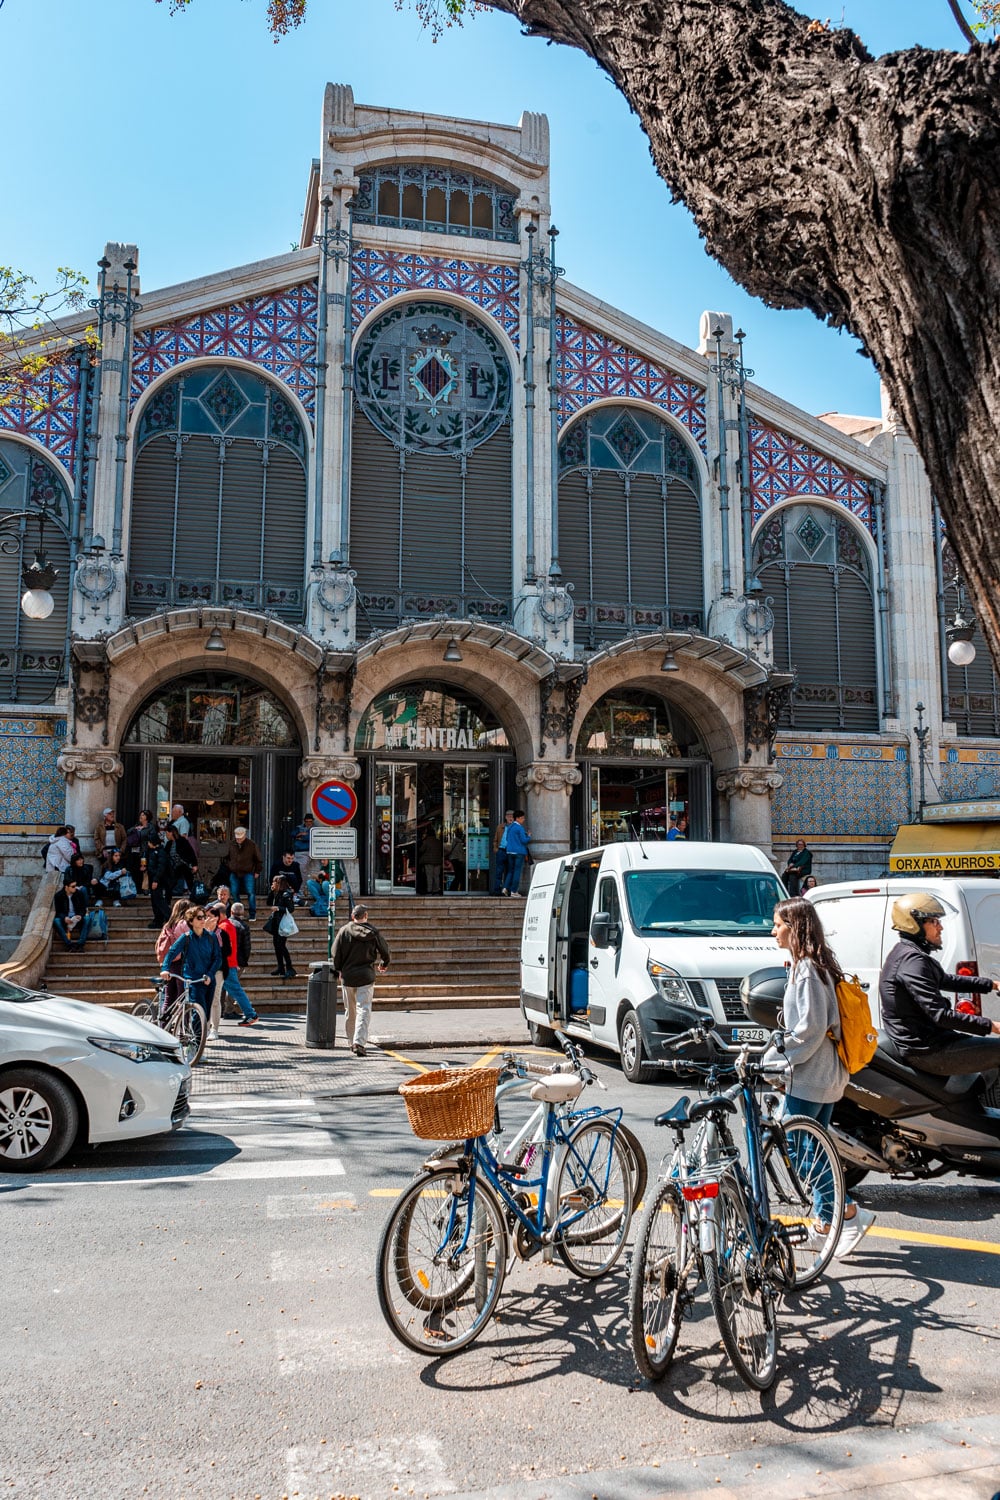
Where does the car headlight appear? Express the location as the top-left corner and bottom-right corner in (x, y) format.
(646, 960), (696, 1007)
(89, 1036), (170, 1064)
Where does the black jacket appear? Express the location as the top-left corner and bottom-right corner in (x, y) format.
(879, 932), (994, 1055)
(268, 859), (302, 893)
(54, 887), (89, 924)
(331, 920), (390, 986)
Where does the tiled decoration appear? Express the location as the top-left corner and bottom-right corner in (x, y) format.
(939, 745), (1000, 801)
(556, 314), (708, 452)
(0, 716), (67, 829)
(0, 360), (82, 468)
(771, 742), (910, 838)
(750, 418), (874, 533)
(352, 248), (520, 346)
(131, 284), (319, 419)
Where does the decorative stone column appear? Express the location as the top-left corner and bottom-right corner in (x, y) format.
(516, 761), (580, 862)
(57, 749), (125, 852)
(716, 767), (783, 863)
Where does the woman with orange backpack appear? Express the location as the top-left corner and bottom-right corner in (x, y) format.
(768, 897), (876, 1260)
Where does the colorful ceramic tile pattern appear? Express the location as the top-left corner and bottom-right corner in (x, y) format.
(750, 418), (874, 533)
(938, 760), (1000, 802)
(351, 248), (520, 346)
(771, 753), (910, 838)
(131, 284), (319, 418)
(0, 360), (82, 468)
(555, 314), (708, 452)
(0, 717), (67, 826)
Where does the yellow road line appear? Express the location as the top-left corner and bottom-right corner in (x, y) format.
(867, 1224), (1000, 1256)
(472, 1047), (503, 1070)
(381, 1048), (430, 1074)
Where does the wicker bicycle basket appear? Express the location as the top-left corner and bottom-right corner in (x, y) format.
(398, 1067), (499, 1141)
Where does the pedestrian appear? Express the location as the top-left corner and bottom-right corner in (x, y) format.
(45, 826), (76, 877)
(331, 902), (390, 1057)
(64, 825), (81, 856)
(159, 905), (221, 1031)
(268, 849), (303, 902)
(163, 822), (199, 895)
(264, 874), (297, 980)
(208, 901), (258, 1029)
(306, 868), (330, 918)
(170, 803), (191, 839)
(125, 808), (155, 892)
(419, 826), (443, 894)
(767, 896), (875, 1259)
(155, 898), (191, 1005)
(66, 851), (101, 906)
(146, 830), (171, 928)
(53, 879), (91, 950)
(100, 848), (137, 906)
(801, 874), (819, 893)
(493, 809), (514, 894)
(667, 812), (689, 841)
(226, 826), (262, 918)
(782, 839), (813, 896)
(229, 901), (252, 970)
(213, 884), (233, 913)
(447, 828), (466, 891)
(291, 812), (316, 883)
(501, 811), (531, 896)
(93, 807), (127, 870)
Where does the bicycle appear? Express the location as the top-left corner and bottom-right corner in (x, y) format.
(132, 974), (208, 1066)
(629, 1019), (845, 1390)
(377, 1042), (636, 1356)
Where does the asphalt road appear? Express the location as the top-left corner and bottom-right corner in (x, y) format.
(3, 1045), (1000, 1499)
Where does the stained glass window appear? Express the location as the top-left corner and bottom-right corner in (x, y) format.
(353, 165), (517, 243)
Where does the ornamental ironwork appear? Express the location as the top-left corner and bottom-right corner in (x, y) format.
(352, 165), (517, 243)
(354, 301), (511, 456)
(743, 679), (793, 764)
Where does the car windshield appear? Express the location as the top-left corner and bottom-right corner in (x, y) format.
(624, 869), (784, 936)
(0, 979), (31, 1002)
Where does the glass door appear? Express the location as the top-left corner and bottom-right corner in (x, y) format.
(442, 762), (492, 893)
(373, 763), (418, 893)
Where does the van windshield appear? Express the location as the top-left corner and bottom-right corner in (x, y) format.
(624, 870), (784, 937)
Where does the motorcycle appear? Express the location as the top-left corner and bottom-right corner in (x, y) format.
(742, 968), (1000, 1188)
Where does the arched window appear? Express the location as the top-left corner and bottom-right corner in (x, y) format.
(558, 406), (703, 648)
(942, 542), (1000, 736)
(128, 367), (308, 621)
(125, 672), (299, 748)
(353, 165), (517, 243)
(0, 438), (71, 704)
(350, 301), (513, 634)
(753, 504), (879, 731)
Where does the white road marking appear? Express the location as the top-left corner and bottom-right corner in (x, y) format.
(13, 1157), (346, 1187)
(287, 1434), (455, 1495)
(189, 1095), (317, 1111)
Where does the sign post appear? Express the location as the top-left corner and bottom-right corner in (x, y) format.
(309, 780), (359, 961)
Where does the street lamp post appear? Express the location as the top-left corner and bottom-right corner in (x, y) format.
(0, 509), (60, 620)
(946, 570), (977, 668)
(913, 700), (930, 819)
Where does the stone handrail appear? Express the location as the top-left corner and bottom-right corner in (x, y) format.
(0, 871), (58, 990)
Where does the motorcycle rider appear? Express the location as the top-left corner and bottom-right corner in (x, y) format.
(880, 893), (1000, 1079)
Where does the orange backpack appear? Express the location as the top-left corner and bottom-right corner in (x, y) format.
(830, 974), (879, 1074)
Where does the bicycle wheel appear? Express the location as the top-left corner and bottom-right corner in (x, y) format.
(376, 1168), (508, 1356)
(553, 1117), (633, 1278)
(704, 1176), (778, 1390)
(628, 1181), (685, 1380)
(617, 1121), (649, 1210)
(168, 1001), (206, 1067)
(764, 1116), (846, 1288)
(130, 1000), (158, 1025)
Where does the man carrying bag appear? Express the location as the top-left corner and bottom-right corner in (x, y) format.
(331, 903), (390, 1058)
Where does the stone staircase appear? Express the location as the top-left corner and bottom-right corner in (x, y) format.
(43, 894), (524, 1013)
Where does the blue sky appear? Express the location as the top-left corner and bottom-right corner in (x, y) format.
(1, 0), (972, 418)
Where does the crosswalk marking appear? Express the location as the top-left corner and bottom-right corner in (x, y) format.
(190, 1095), (318, 1111)
(12, 1156), (347, 1188)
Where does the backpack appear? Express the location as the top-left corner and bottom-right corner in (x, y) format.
(233, 918), (251, 969)
(830, 974), (879, 1074)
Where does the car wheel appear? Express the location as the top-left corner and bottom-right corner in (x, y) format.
(0, 1069), (80, 1173)
(528, 1019), (558, 1050)
(619, 1009), (656, 1084)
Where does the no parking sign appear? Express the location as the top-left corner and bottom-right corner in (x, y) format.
(310, 778), (358, 826)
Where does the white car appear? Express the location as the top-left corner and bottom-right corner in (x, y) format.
(0, 980), (191, 1172)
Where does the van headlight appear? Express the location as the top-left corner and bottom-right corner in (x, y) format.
(646, 960), (695, 1007)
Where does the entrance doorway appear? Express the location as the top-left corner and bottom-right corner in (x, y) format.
(356, 681), (513, 895)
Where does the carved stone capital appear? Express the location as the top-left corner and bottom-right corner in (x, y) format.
(516, 761), (583, 796)
(57, 750), (124, 787)
(298, 756), (361, 785)
(716, 768), (784, 801)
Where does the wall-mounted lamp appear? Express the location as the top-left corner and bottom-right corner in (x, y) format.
(2, 508), (59, 620)
(443, 638), (463, 663)
(946, 572), (977, 668)
(204, 626), (227, 653)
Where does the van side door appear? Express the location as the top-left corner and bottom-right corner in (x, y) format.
(586, 874), (624, 1039)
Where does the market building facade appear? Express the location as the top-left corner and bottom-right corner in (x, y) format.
(3, 84), (997, 908)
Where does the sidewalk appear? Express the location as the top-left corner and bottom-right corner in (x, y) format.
(191, 1006), (530, 1098)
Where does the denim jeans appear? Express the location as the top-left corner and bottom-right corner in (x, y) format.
(228, 871), (257, 917)
(306, 878), (329, 917)
(505, 852), (525, 894)
(54, 914), (91, 948)
(782, 1093), (839, 1226)
(222, 969), (256, 1020)
(494, 851), (510, 894)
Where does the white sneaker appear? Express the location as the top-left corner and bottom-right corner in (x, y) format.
(207, 1027), (218, 1041)
(834, 1207), (875, 1259)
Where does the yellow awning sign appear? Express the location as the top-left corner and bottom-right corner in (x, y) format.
(889, 822), (1000, 875)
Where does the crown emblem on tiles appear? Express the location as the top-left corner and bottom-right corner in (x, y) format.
(413, 323), (455, 349)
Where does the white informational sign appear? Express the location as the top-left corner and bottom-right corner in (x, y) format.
(310, 826), (357, 860)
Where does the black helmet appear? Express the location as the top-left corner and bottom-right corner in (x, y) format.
(740, 967), (787, 1028)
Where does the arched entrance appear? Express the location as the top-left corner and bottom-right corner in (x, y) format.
(120, 670), (302, 878)
(573, 689), (713, 847)
(355, 681), (515, 894)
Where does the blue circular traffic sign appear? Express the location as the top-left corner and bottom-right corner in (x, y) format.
(311, 779), (358, 826)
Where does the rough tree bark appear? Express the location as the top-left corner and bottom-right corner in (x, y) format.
(480, 0), (1000, 672)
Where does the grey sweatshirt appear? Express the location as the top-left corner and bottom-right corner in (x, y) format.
(766, 958), (848, 1105)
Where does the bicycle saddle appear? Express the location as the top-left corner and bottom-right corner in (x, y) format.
(655, 1098), (692, 1127)
(687, 1095), (737, 1123)
(529, 1075), (585, 1104)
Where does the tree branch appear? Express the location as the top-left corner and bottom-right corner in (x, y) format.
(947, 0), (979, 46)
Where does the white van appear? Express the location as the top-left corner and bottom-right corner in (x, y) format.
(520, 841), (785, 1082)
(808, 878), (1000, 1026)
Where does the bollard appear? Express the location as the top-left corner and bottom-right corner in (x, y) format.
(305, 961), (338, 1049)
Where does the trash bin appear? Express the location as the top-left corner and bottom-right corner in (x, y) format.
(306, 961), (338, 1049)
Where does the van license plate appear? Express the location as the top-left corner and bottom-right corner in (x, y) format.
(732, 1026), (769, 1044)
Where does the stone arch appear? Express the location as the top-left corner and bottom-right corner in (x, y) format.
(557, 396), (711, 497)
(750, 494), (878, 571)
(129, 355), (315, 448)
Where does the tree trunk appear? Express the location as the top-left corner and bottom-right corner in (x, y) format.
(487, 0), (1000, 670)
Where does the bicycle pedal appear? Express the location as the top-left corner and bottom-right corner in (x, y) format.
(784, 1223), (809, 1246)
